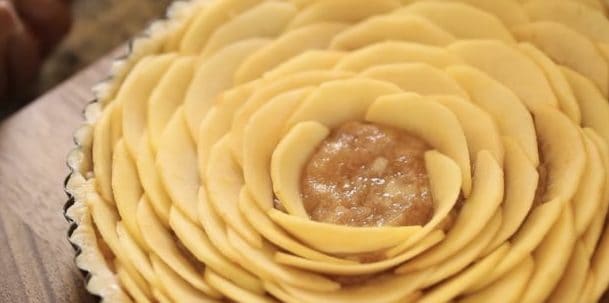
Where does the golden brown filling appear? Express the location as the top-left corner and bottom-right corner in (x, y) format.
(300, 122), (434, 227)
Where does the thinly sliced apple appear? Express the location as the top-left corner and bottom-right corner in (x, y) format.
(156, 108), (199, 222)
(330, 15), (455, 50)
(201, 2), (296, 57)
(447, 65), (539, 165)
(271, 121), (329, 217)
(204, 269), (274, 303)
(243, 88), (312, 211)
(287, 0), (399, 29)
(336, 41), (462, 72)
(180, 0), (259, 53)
(264, 50), (344, 80)
(120, 54), (176, 157)
(169, 207), (263, 294)
(268, 209), (421, 254)
(184, 39), (269, 138)
(148, 56), (196, 152)
(286, 78), (402, 130)
(448, 40), (558, 112)
(206, 136), (262, 247)
(235, 23), (347, 84)
(512, 21), (608, 96)
(366, 93), (471, 196)
(361, 63), (468, 98)
(395, 2), (514, 42)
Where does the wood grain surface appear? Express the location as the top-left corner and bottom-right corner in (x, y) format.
(0, 49), (124, 303)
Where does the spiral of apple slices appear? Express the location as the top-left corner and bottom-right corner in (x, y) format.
(66, 0), (609, 302)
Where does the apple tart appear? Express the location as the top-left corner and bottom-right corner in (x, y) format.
(65, 0), (609, 302)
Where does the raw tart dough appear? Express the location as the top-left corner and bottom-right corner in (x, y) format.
(64, 0), (609, 302)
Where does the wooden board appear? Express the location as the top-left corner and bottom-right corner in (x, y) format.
(0, 49), (124, 303)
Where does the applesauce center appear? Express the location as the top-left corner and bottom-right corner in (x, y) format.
(300, 121), (434, 227)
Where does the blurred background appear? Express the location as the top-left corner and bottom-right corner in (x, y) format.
(40, 0), (171, 93)
(1, 0), (172, 117)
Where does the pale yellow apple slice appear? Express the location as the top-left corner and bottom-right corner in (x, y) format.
(270, 121), (328, 217)
(93, 102), (121, 204)
(152, 288), (171, 303)
(135, 135), (171, 227)
(197, 82), (257, 177)
(433, 95), (504, 165)
(184, 38), (269, 138)
(239, 187), (355, 264)
(263, 50), (345, 80)
(416, 245), (510, 303)
(395, 2), (514, 42)
(524, 0), (609, 43)
(268, 209), (421, 254)
(116, 222), (159, 288)
(446, 65), (539, 166)
(286, 78), (402, 130)
(518, 206), (576, 302)
(414, 211), (502, 287)
(274, 230), (444, 275)
(147, 56), (196, 152)
(578, 273), (597, 303)
(590, 213), (609, 298)
(465, 198), (561, 294)
(120, 54), (176, 158)
(458, 256), (534, 303)
(243, 88), (312, 212)
(448, 40), (558, 112)
(169, 207), (263, 294)
(116, 263), (152, 303)
(156, 108), (199, 223)
(235, 23), (347, 84)
(197, 186), (241, 263)
(137, 197), (219, 298)
(561, 67), (609, 144)
(112, 140), (146, 249)
(366, 93), (471, 196)
(485, 138), (538, 252)
(336, 41), (462, 73)
(204, 269), (274, 303)
(519, 43), (581, 124)
(263, 282), (300, 303)
(533, 106), (586, 204)
(387, 150), (463, 257)
(512, 21), (608, 96)
(230, 70), (352, 165)
(150, 255), (219, 302)
(466, 105), (586, 292)
(546, 242), (590, 303)
(279, 270), (431, 303)
(200, 1), (297, 58)
(433, 0), (528, 27)
(206, 136), (262, 247)
(287, 0), (399, 29)
(361, 63), (468, 98)
(86, 190), (150, 297)
(226, 229), (340, 292)
(581, 129), (609, 254)
(572, 133), (605, 236)
(162, 2), (196, 54)
(330, 15), (455, 50)
(180, 0), (259, 53)
(398, 150), (503, 272)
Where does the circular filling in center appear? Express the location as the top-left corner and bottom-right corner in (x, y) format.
(300, 121), (434, 227)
